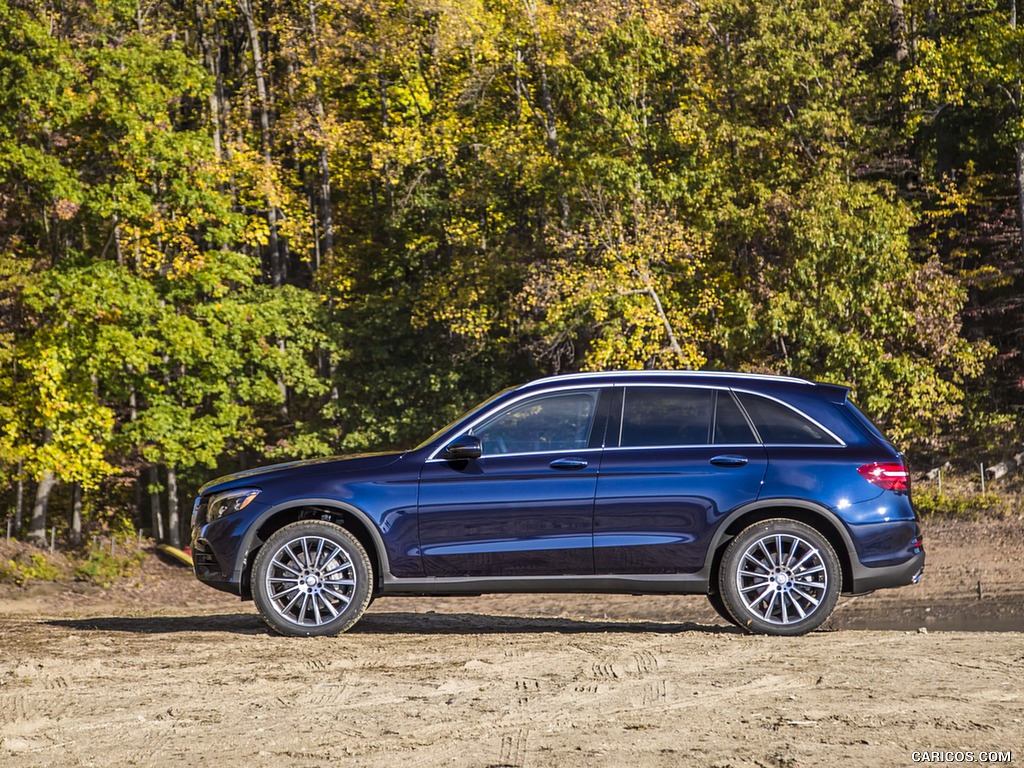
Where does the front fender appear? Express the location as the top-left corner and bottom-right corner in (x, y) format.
(235, 498), (399, 589)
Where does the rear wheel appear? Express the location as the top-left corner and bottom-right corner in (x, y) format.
(252, 520), (373, 637)
(718, 519), (841, 636)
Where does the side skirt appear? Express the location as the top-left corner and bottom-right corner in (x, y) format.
(380, 573), (708, 597)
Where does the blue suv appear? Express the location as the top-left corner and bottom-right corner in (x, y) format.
(190, 371), (924, 636)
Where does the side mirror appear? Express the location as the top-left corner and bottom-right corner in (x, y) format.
(445, 435), (482, 460)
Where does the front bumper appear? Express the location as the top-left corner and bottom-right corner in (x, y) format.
(190, 536), (243, 596)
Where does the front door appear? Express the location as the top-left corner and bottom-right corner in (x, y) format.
(418, 388), (606, 577)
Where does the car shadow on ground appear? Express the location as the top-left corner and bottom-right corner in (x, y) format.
(47, 611), (739, 636)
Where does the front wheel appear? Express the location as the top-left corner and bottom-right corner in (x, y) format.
(718, 519), (841, 636)
(252, 521), (373, 637)
(706, 589), (739, 627)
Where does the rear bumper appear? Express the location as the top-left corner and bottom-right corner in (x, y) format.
(848, 548), (925, 594)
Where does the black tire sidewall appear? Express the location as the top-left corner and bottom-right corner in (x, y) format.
(252, 520), (373, 637)
(718, 519), (841, 636)
(706, 589), (740, 627)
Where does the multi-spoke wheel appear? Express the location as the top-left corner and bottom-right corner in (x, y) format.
(252, 521), (373, 637)
(718, 519), (841, 636)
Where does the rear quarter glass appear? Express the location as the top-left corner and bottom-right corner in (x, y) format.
(839, 399), (897, 449)
(732, 386), (868, 446)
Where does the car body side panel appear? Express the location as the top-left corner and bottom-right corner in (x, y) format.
(593, 445), (768, 573)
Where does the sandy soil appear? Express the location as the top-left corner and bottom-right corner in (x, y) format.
(1, 517), (1021, 767)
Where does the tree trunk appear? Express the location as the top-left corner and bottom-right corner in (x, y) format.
(307, 0), (333, 266)
(29, 470), (57, 545)
(522, 0), (569, 228)
(238, 0), (284, 287)
(1017, 140), (1024, 265)
(167, 464), (181, 549)
(15, 459), (24, 532)
(70, 482), (83, 545)
(195, 0), (226, 162)
(149, 465), (165, 542)
(886, 0), (910, 64)
(1013, 0), (1024, 264)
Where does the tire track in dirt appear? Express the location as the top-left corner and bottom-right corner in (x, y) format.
(495, 727), (530, 767)
(515, 678), (541, 708)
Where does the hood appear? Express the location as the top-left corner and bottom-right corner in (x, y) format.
(198, 451), (406, 495)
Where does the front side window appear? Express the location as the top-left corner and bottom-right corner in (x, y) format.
(472, 390), (599, 456)
(620, 387), (714, 447)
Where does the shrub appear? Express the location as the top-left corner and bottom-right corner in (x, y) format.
(0, 552), (63, 586)
(74, 548), (145, 588)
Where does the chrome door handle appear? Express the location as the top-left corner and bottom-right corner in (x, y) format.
(710, 455), (749, 468)
(549, 457), (589, 470)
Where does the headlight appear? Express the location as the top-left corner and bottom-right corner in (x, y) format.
(206, 489), (261, 523)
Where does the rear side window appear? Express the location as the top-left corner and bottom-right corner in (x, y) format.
(714, 392), (758, 444)
(621, 387), (713, 446)
(736, 393), (839, 445)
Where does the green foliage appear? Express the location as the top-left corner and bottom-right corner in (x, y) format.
(0, 541), (144, 587)
(0, 0), (1020, 533)
(912, 488), (1005, 519)
(74, 547), (145, 588)
(728, 176), (992, 445)
(0, 553), (62, 586)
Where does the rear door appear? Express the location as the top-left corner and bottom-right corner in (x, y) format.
(594, 386), (767, 574)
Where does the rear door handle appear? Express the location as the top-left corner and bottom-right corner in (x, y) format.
(549, 457), (589, 470)
(710, 455), (749, 468)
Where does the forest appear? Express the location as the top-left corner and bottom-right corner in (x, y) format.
(0, 0), (1022, 547)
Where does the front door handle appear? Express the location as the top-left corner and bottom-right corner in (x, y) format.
(550, 457), (589, 470)
(710, 454), (749, 468)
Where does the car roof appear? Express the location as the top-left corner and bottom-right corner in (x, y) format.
(519, 370), (850, 402)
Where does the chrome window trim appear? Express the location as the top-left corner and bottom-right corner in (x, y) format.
(598, 444), (839, 450)
(602, 443), (765, 452)
(529, 370), (814, 387)
(424, 446), (605, 464)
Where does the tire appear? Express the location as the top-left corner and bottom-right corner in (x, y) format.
(718, 519), (841, 636)
(252, 520), (373, 637)
(706, 589), (739, 627)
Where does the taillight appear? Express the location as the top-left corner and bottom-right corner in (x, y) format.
(858, 462), (909, 492)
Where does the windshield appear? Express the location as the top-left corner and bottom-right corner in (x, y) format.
(412, 385), (518, 450)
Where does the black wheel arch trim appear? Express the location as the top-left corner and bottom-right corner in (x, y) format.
(702, 498), (859, 588)
(703, 498), (922, 594)
(236, 498), (391, 586)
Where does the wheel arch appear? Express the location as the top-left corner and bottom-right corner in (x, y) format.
(238, 499), (390, 598)
(706, 500), (856, 595)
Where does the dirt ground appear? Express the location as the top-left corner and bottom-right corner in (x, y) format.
(1, 517), (1021, 768)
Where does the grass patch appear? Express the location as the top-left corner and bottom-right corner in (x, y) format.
(0, 539), (147, 588)
(74, 548), (145, 588)
(0, 551), (64, 586)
